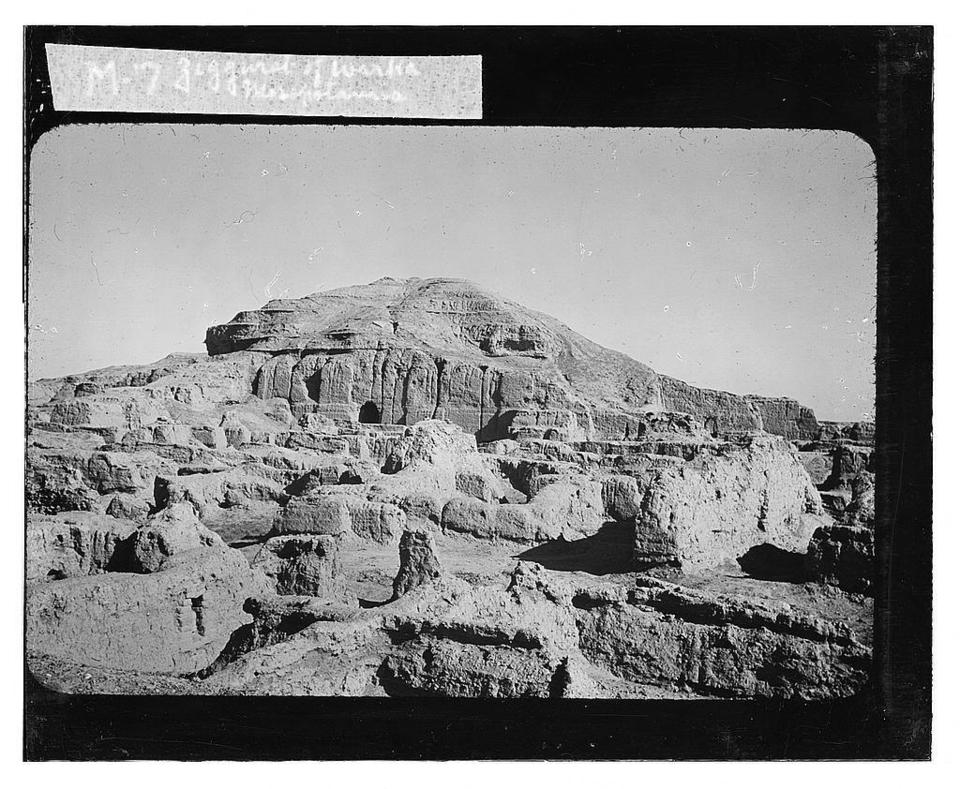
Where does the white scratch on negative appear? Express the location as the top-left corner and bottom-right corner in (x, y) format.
(735, 263), (761, 290)
(231, 210), (256, 226)
(264, 272), (282, 298)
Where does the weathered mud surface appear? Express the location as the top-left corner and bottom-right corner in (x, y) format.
(25, 277), (873, 698)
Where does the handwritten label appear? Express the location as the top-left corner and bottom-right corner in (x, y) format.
(45, 44), (482, 118)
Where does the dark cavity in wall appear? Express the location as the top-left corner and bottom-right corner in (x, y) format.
(359, 401), (381, 424)
(191, 595), (206, 636)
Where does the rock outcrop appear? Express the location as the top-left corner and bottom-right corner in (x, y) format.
(632, 435), (825, 570)
(129, 503), (220, 573)
(440, 474), (606, 544)
(392, 528), (442, 599)
(575, 574), (869, 699)
(805, 525), (874, 594)
(272, 495), (405, 544)
(252, 534), (347, 598)
(659, 377), (819, 440)
(26, 511), (136, 582)
(26, 529), (269, 674)
(143, 559), (869, 699)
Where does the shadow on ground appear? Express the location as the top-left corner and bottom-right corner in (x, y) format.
(229, 534), (270, 549)
(515, 522), (635, 575)
(359, 597), (393, 609)
(736, 543), (811, 583)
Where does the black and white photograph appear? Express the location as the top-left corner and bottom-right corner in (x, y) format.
(19, 24), (934, 761)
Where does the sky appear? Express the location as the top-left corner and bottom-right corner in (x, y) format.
(28, 125), (876, 421)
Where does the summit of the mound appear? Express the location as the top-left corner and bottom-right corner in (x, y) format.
(207, 276), (616, 364)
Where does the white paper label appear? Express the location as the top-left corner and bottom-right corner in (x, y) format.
(45, 44), (483, 119)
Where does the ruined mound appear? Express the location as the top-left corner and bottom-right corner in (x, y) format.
(26, 276), (872, 699)
(204, 276), (819, 441)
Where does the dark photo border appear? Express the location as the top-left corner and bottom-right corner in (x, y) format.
(22, 25), (933, 760)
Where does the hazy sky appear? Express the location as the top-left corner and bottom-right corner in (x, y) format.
(28, 125), (875, 421)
